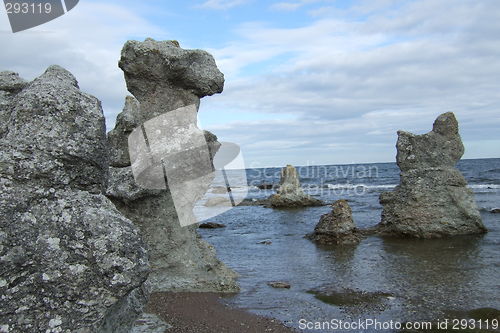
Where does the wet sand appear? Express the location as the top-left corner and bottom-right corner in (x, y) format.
(147, 292), (298, 333)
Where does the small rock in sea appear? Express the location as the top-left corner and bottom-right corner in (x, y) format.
(257, 183), (274, 190)
(199, 222), (226, 229)
(267, 281), (291, 289)
(490, 208), (500, 214)
(257, 240), (272, 245)
(268, 165), (323, 208)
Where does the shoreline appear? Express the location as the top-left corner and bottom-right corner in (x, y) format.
(146, 292), (298, 333)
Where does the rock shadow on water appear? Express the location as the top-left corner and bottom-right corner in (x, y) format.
(307, 286), (395, 316)
(377, 235), (494, 322)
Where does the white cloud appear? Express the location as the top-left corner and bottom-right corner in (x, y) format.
(270, 0), (326, 12)
(200, 0), (500, 165)
(197, 0), (249, 10)
(0, 1), (168, 129)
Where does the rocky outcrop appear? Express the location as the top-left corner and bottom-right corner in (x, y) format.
(269, 165), (323, 208)
(108, 95), (140, 168)
(107, 38), (238, 292)
(0, 67), (149, 332)
(307, 200), (360, 245)
(378, 112), (487, 238)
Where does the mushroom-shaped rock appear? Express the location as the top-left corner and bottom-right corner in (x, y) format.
(268, 165), (323, 208)
(107, 39), (238, 292)
(378, 112), (486, 238)
(119, 38), (224, 122)
(307, 200), (361, 245)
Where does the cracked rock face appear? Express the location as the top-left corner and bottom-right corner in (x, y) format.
(108, 39), (238, 292)
(0, 67), (149, 333)
(269, 165), (323, 208)
(378, 112), (487, 238)
(307, 200), (360, 245)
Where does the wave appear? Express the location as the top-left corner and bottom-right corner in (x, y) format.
(211, 184), (500, 192)
(325, 184), (397, 190)
(468, 184), (500, 190)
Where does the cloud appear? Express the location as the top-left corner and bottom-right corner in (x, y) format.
(270, 0), (325, 12)
(200, 0), (500, 166)
(197, 0), (249, 10)
(2, 0), (498, 166)
(0, 1), (167, 129)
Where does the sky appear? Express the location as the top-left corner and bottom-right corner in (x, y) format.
(1, 0), (499, 167)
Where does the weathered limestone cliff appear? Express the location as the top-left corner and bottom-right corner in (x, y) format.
(107, 38), (238, 292)
(269, 164), (323, 208)
(378, 112), (487, 238)
(307, 200), (360, 245)
(0, 67), (149, 332)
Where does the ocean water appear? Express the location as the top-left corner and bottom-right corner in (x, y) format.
(197, 158), (500, 332)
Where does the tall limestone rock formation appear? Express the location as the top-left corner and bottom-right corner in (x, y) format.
(0, 67), (149, 332)
(269, 164), (323, 208)
(107, 38), (238, 292)
(378, 112), (487, 238)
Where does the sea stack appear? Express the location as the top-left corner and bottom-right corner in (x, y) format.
(0, 67), (149, 332)
(269, 164), (323, 208)
(307, 200), (360, 244)
(378, 112), (487, 238)
(107, 38), (238, 292)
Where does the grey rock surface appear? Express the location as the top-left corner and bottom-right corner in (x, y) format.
(2, 66), (108, 194)
(0, 71), (27, 93)
(378, 112), (487, 238)
(108, 39), (238, 292)
(0, 66), (149, 332)
(307, 200), (360, 245)
(108, 95), (141, 167)
(269, 165), (323, 208)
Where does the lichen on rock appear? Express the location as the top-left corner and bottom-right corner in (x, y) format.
(0, 66), (149, 332)
(378, 112), (487, 238)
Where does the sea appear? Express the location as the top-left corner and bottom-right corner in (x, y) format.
(196, 158), (500, 332)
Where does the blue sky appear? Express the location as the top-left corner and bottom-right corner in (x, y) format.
(1, 0), (499, 167)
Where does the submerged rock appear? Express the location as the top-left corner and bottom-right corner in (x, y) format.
(378, 112), (487, 238)
(268, 281), (291, 289)
(307, 287), (393, 311)
(268, 165), (323, 208)
(307, 200), (361, 245)
(199, 222), (226, 229)
(107, 38), (238, 292)
(257, 183), (274, 190)
(490, 208), (500, 214)
(0, 66), (149, 332)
